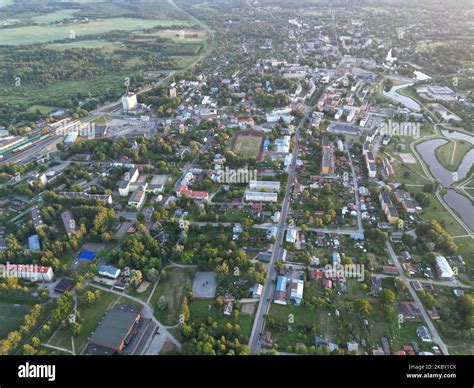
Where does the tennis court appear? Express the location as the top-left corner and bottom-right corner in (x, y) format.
(0, 300), (34, 339)
(76, 250), (97, 261)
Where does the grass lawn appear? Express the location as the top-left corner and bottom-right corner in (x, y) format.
(434, 140), (473, 172)
(0, 299), (35, 339)
(47, 288), (119, 354)
(455, 236), (474, 280)
(151, 268), (193, 326)
(232, 135), (262, 159)
(189, 299), (255, 340)
(408, 186), (467, 236)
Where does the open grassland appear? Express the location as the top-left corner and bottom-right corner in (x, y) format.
(0, 18), (186, 45)
(434, 139), (473, 172)
(0, 299), (34, 339)
(150, 268), (192, 326)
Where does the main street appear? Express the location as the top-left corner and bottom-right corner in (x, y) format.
(248, 107), (310, 354)
(385, 240), (449, 355)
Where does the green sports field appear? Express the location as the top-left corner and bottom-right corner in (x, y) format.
(232, 135), (263, 159)
(0, 300), (34, 339)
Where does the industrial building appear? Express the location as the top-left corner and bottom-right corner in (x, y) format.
(88, 304), (141, 355)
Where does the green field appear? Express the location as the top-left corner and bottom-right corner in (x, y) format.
(408, 186), (467, 236)
(30, 9), (78, 24)
(434, 140), (473, 172)
(0, 300), (34, 339)
(47, 288), (120, 354)
(150, 267), (192, 326)
(232, 135), (263, 159)
(0, 18), (186, 45)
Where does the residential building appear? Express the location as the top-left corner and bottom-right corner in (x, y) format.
(128, 189), (146, 209)
(290, 279), (304, 306)
(61, 210), (76, 238)
(31, 205), (45, 230)
(58, 192), (113, 205)
(119, 167), (140, 197)
(98, 264), (121, 279)
(274, 275), (288, 305)
(249, 180), (281, 192)
(434, 255), (454, 279)
(286, 228), (298, 243)
(244, 190), (278, 202)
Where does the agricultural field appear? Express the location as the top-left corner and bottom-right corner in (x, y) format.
(0, 18), (179, 45)
(0, 299), (35, 339)
(0, 0), (207, 122)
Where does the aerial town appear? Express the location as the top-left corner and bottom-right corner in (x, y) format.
(0, 0), (473, 365)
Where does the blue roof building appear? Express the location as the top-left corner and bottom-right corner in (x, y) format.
(98, 264), (121, 279)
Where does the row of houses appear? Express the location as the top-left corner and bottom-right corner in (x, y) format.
(274, 275), (304, 306)
(58, 192), (113, 205)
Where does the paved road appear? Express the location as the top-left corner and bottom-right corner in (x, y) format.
(371, 273), (472, 289)
(385, 240), (449, 355)
(346, 143), (363, 231)
(248, 108), (310, 354)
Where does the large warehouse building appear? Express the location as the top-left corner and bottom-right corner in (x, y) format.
(88, 304), (141, 355)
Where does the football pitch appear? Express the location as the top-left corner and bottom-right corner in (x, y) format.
(233, 135), (263, 159)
